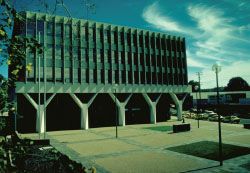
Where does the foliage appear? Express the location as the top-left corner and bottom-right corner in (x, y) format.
(0, 137), (92, 173)
(0, 0), (43, 109)
(188, 80), (199, 92)
(0, 74), (8, 114)
(225, 77), (249, 91)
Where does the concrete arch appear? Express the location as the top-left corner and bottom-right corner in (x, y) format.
(125, 93), (150, 125)
(156, 94), (172, 122)
(46, 94), (81, 131)
(17, 94), (36, 133)
(89, 93), (116, 128)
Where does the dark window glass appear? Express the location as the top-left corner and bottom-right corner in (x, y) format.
(56, 23), (62, 36)
(27, 19), (35, 36)
(47, 22), (54, 36)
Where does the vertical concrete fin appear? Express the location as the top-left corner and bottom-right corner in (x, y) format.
(70, 93), (83, 108)
(23, 93), (38, 110)
(45, 93), (56, 107)
(87, 93), (97, 107)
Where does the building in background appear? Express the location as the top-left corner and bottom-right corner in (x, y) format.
(10, 11), (190, 133)
(191, 91), (250, 106)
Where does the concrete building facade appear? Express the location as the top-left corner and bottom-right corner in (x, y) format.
(11, 11), (191, 133)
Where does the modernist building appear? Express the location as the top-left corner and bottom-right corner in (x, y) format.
(11, 11), (191, 133)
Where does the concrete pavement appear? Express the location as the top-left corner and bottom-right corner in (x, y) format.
(22, 117), (250, 173)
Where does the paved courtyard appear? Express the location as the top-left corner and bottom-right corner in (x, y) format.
(22, 117), (250, 173)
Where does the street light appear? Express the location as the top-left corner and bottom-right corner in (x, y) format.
(194, 85), (199, 128)
(212, 63), (223, 166)
(114, 84), (118, 138)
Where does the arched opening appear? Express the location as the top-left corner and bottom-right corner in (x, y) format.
(126, 93), (150, 125)
(46, 94), (80, 131)
(89, 93), (116, 128)
(17, 94), (36, 133)
(156, 94), (171, 122)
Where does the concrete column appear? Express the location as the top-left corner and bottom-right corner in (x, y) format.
(70, 93), (97, 130)
(109, 93), (132, 126)
(142, 93), (161, 124)
(169, 93), (187, 121)
(80, 104), (89, 130)
(24, 93), (55, 133)
(37, 104), (45, 133)
(149, 103), (157, 124)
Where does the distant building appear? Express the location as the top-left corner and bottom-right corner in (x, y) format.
(10, 11), (191, 133)
(191, 91), (250, 106)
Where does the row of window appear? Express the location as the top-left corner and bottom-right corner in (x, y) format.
(22, 20), (185, 52)
(27, 68), (187, 85)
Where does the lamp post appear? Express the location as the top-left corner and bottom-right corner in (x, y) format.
(194, 85), (199, 128)
(114, 84), (118, 138)
(38, 32), (41, 139)
(212, 63), (223, 166)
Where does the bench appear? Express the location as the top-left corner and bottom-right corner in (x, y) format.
(240, 119), (250, 129)
(173, 123), (191, 133)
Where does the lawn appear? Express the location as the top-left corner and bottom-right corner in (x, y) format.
(166, 141), (250, 161)
(144, 126), (173, 132)
(241, 162), (250, 171)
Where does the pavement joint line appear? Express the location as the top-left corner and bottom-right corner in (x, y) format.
(49, 136), (110, 173)
(22, 118), (250, 173)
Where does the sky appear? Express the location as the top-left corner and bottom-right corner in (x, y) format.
(0, 0), (249, 88)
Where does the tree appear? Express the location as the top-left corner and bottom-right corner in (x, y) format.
(0, 0), (43, 108)
(0, 74), (8, 115)
(225, 77), (249, 91)
(188, 80), (199, 92)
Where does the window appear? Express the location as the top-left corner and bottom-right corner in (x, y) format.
(139, 35), (143, 47)
(47, 44), (53, 58)
(65, 24), (71, 38)
(37, 20), (44, 42)
(55, 67), (62, 82)
(27, 19), (35, 36)
(46, 67), (53, 81)
(55, 45), (62, 59)
(47, 22), (54, 36)
(56, 23), (62, 36)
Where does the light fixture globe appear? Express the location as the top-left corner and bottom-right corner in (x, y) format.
(212, 64), (221, 73)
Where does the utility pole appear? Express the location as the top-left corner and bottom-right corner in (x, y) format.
(196, 72), (202, 125)
(197, 72), (202, 113)
(38, 32), (41, 139)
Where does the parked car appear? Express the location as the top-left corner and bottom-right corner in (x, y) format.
(231, 116), (240, 124)
(195, 113), (206, 120)
(204, 110), (214, 114)
(208, 115), (224, 122)
(222, 116), (231, 123)
(203, 113), (212, 120)
(223, 115), (240, 124)
(190, 108), (197, 113)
